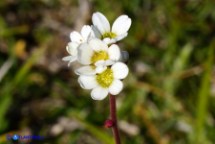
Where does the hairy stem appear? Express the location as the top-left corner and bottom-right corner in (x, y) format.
(109, 94), (121, 144)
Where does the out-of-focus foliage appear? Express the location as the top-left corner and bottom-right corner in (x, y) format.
(0, 0), (215, 144)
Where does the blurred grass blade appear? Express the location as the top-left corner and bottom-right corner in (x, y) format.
(0, 44), (46, 132)
(0, 58), (14, 83)
(164, 43), (193, 96)
(192, 42), (214, 144)
(0, 94), (11, 131)
(13, 46), (46, 85)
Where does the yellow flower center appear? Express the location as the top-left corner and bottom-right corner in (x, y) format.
(91, 51), (109, 63)
(102, 32), (117, 39)
(96, 68), (114, 88)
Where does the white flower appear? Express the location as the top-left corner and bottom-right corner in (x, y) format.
(62, 25), (93, 66)
(75, 38), (121, 75)
(92, 12), (131, 44)
(78, 62), (129, 100)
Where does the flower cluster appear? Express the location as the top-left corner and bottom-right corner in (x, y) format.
(63, 12), (131, 100)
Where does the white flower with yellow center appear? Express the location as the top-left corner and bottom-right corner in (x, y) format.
(78, 62), (128, 100)
(62, 25), (93, 66)
(75, 38), (121, 75)
(92, 12), (131, 44)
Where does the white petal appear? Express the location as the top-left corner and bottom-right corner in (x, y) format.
(75, 66), (96, 75)
(111, 62), (129, 79)
(91, 87), (109, 100)
(62, 56), (72, 61)
(78, 75), (97, 90)
(94, 60), (113, 73)
(62, 56), (77, 66)
(95, 60), (114, 66)
(62, 56), (77, 63)
(103, 38), (113, 45)
(70, 31), (83, 43)
(114, 33), (128, 42)
(77, 43), (93, 65)
(109, 80), (123, 95)
(95, 65), (107, 73)
(104, 37), (127, 44)
(108, 44), (120, 61)
(95, 60), (105, 66)
(91, 25), (102, 38)
(89, 38), (108, 51)
(112, 15), (131, 36)
(94, 60), (107, 73)
(66, 42), (79, 55)
(81, 25), (92, 41)
(92, 12), (110, 34)
(105, 60), (115, 66)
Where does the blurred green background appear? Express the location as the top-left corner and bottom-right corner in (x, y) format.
(0, 0), (215, 144)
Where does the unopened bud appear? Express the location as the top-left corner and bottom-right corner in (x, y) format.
(104, 119), (114, 128)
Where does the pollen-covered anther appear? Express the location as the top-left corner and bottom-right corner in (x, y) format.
(102, 32), (117, 39)
(91, 51), (109, 63)
(96, 68), (113, 88)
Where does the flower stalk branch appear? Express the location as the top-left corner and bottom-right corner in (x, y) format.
(109, 94), (121, 144)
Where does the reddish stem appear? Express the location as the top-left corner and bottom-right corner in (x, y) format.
(109, 94), (121, 144)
